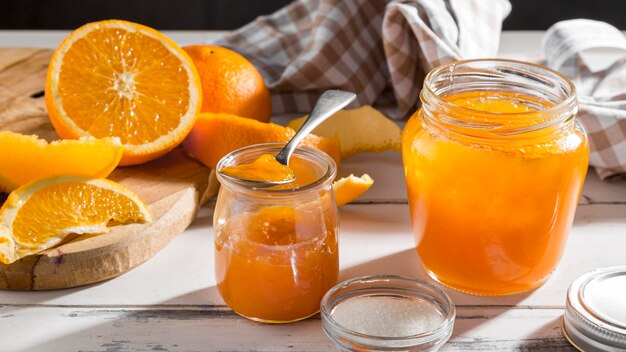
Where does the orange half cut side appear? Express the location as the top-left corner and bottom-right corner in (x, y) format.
(45, 20), (202, 165)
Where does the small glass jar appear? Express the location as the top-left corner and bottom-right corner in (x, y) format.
(214, 143), (339, 323)
(402, 59), (589, 295)
(321, 275), (455, 351)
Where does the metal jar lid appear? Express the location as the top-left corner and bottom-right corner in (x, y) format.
(563, 266), (626, 351)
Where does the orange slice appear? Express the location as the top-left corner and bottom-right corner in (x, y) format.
(0, 176), (151, 264)
(45, 20), (202, 166)
(0, 131), (122, 193)
(333, 174), (374, 206)
(182, 112), (341, 169)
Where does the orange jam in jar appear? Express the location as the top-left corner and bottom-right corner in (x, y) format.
(220, 154), (295, 183)
(214, 143), (339, 322)
(403, 59), (589, 295)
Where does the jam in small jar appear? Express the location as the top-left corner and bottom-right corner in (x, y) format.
(214, 143), (339, 322)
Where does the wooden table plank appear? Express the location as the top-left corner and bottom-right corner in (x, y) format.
(0, 306), (574, 351)
(449, 308), (574, 351)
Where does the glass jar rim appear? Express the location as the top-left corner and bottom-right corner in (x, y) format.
(422, 58), (578, 118)
(215, 142), (337, 196)
(320, 275), (455, 349)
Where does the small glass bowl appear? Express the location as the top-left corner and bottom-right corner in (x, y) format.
(320, 275), (455, 351)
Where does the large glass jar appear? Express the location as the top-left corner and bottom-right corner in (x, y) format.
(402, 59), (589, 295)
(214, 143), (339, 323)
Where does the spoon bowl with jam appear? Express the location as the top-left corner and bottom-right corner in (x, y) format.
(219, 90), (356, 188)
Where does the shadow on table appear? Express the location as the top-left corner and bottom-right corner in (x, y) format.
(16, 239), (536, 351)
(339, 248), (538, 338)
(519, 316), (574, 350)
(16, 282), (336, 352)
(573, 202), (626, 224)
(449, 313), (574, 350)
(339, 248), (421, 280)
(337, 203), (412, 237)
(0, 280), (105, 310)
(158, 286), (222, 306)
(341, 248), (535, 303)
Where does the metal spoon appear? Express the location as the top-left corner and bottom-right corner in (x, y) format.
(219, 89), (357, 188)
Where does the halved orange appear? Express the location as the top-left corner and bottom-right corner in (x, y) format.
(45, 20), (202, 165)
(0, 176), (151, 264)
(0, 131), (122, 193)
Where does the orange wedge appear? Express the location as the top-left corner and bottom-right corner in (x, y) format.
(0, 176), (151, 264)
(45, 20), (202, 166)
(182, 112), (341, 169)
(333, 174), (374, 206)
(0, 131), (122, 193)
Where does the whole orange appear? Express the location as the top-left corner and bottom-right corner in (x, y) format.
(183, 45), (272, 122)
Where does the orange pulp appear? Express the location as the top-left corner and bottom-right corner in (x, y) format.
(220, 154), (295, 183)
(402, 91), (589, 295)
(215, 154), (338, 322)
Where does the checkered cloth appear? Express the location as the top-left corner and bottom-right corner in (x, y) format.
(543, 20), (626, 178)
(213, 0), (511, 119)
(214, 1), (626, 178)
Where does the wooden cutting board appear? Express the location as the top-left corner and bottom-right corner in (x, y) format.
(0, 48), (217, 290)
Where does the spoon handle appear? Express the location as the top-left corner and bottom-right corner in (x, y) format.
(275, 90), (357, 166)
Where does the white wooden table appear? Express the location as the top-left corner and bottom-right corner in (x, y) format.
(1, 30), (625, 352)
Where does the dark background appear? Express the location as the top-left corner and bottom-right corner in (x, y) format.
(0, 0), (624, 30)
